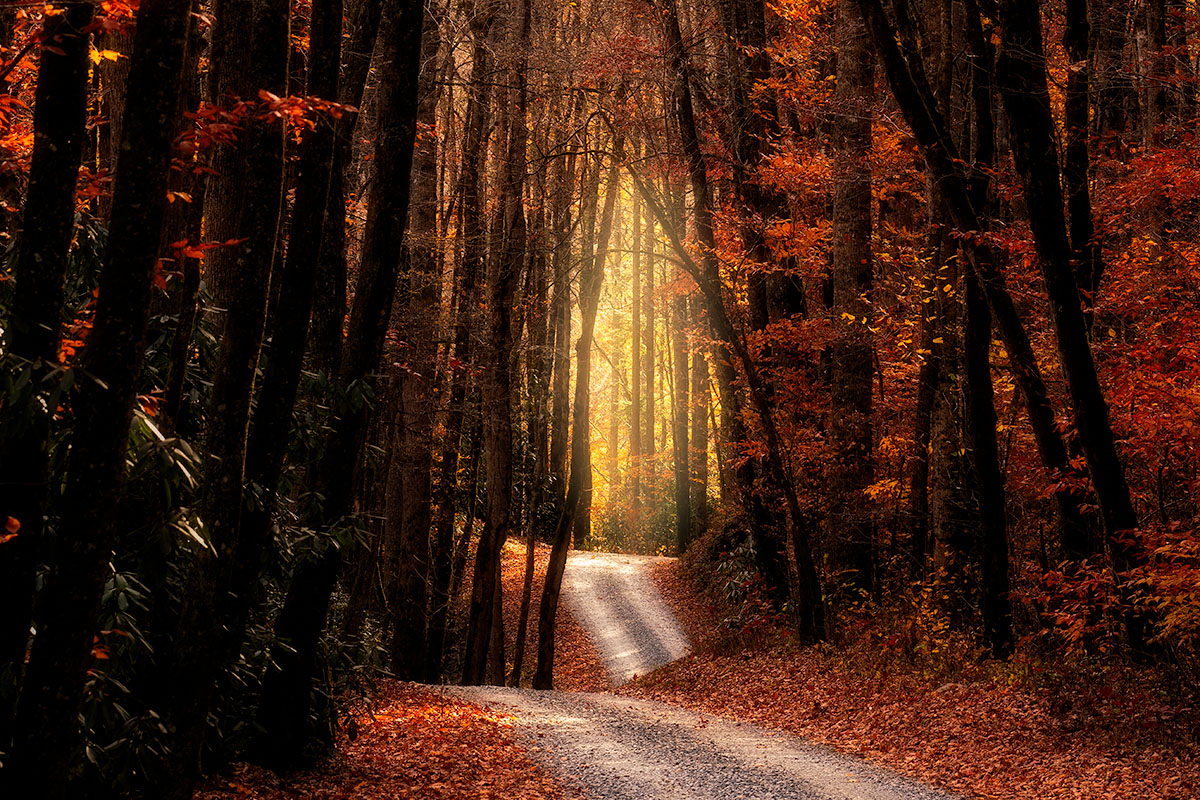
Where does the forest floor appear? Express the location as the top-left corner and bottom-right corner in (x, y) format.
(198, 545), (1199, 799)
(622, 561), (1200, 800)
(197, 541), (601, 799)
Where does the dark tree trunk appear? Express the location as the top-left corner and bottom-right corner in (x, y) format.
(462, 0), (531, 685)
(161, 0), (290, 784)
(859, 0), (1090, 563)
(387, 1), (440, 682)
(310, 0), (385, 377)
(256, 0), (425, 765)
(1064, 0), (1102, 308)
(425, 3), (495, 681)
(5, 2), (194, 794)
(690, 302), (709, 536)
(570, 155), (604, 551)
(533, 137), (620, 689)
(0, 3), (95, 726)
(962, 270), (1014, 657)
(828, 0), (876, 599)
(161, 23), (208, 435)
(994, 0), (1147, 648)
(230, 0), (346, 653)
(647, 0), (826, 641)
(671, 291), (691, 552)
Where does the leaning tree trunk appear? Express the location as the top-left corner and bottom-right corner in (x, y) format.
(651, 0), (826, 641)
(256, 0), (425, 765)
(462, 0), (531, 685)
(5, 2), (194, 795)
(857, 0), (1143, 647)
(994, 0), (1147, 649)
(533, 138), (621, 690)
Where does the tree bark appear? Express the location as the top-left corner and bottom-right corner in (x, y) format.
(463, 0), (531, 685)
(424, 2), (495, 680)
(5, 1), (194, 793)
(256, 0), (425, 764)
(161, 0), (290, 783)
(0, 3), (95, 725)
(671, 290), (691, 552)
(690, 302), (709, 536)
(995, 0), (1147, 648)
(387, 0), (440, 682)
(533, 136), (621, 689)
(828, 0), (876, 598)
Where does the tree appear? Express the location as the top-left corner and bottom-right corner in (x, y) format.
(6, 0), (195, 792)
(0, 2), (96, 729)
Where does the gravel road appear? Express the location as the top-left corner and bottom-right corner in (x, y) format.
(444, 687), (956, 800)
(561, 551), (690, 685)
(442, 552), (954, 800)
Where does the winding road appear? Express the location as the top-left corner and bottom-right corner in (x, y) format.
(444, 551), (955, 800)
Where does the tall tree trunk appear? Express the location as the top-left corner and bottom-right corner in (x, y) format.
(644, 212), (656, 462)
(994, 0), (1147, 649)
(0, 3), (95, 728)
(647, 0), (826, 641)
(670, 286), (690, 552)
(690, 303), (709, 535)
(463, 0), (531, 685)
(424, 2), (495, 680)
(387, 1), (441, 682)
(859, 0), (1143, 646)
(5, 2), (194, 793)
(162, 0), (290, 784)
(570, 154), (604, 550)
(631, 172), (643, 509)
(1064, 0), (1102, 310)
(533, 138), (621, 689)
(256, 0), (425, 764)
(310, 0), (385, 377)
(828, 0), (876, 599)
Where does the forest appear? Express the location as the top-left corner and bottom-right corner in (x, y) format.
(0, 0), (1198, 795)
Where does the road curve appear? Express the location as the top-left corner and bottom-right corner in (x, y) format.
(561, 551), (690, 685)
(443, 687), (956, 800)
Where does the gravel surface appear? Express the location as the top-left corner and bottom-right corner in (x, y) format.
(444, 687), (957, 800)
(562, 551), (690, 685)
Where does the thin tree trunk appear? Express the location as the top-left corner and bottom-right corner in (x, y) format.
(631, 170), (643, 509)
(570, 154), (604, 550)
(671, 290), (691, 552)
(533, 137), (621, 689)
(424, 3), (495, 681)
(462, 0), (531, 685)
(690, 302), (709, 535)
